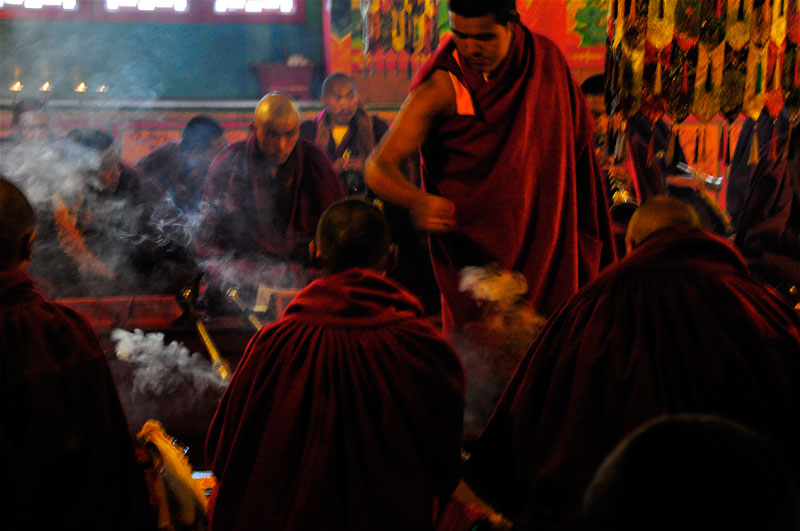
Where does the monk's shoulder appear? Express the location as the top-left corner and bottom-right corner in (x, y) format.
(406, 69), (456, 119)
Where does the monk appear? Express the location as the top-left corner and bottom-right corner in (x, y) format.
(138, 115), (227, 214)
(726, 110), (799, 299)
(300, 73), (388, 195)
(365, 0), (616, 333)
(461, 196), (800, 530)
(28, 127), (189, 297)
(583, 415), (800, 531)
(196, 93), (344, 304)
(205, 199), (465, 531)
(0, 177), (154, 530)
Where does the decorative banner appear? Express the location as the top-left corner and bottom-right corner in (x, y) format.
(692, 42), (725, 122)
(609, 0), (800, 125)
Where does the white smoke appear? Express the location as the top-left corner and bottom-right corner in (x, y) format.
(110, 328), (228, 441)
(454, 264), (546, 435)
(112, 328), (227, 396)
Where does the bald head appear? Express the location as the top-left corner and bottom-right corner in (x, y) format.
(626, 196), (701, 251)
(0, 177), (35, 271)
(315, 199), (393, 274)
(251, 92), (301, 165)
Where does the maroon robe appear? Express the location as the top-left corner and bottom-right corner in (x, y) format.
(462, 228), (800, 530)
(138, 141), (206, 213)
(0, 270), (154, 530)
(205, 268), (465, 531)
(412, 23), (616, 332)
(196, 136), (344, 268)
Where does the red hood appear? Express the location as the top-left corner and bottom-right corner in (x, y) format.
(282, 268), (425, 326)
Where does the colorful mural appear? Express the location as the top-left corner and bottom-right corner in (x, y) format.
(325, 0), (608, 92)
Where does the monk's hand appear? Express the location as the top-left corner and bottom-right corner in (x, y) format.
(411, 194), (456, 232)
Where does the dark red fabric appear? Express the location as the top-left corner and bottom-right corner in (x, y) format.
(299, 108), (388, 168)
(462, 228), (800, 531)
(196, 136), (344, 265)
(411, 24), (616, 332)
(727, 113), (800, 292)
(0, 270), (154, 530)
(205, 268), (465, 531)
(138, 141), (206, 213)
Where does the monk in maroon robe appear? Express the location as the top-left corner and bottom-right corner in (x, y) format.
(366, 0), (615, 333)
(0, 177), (154, 530)
(461, 196), (800, 530)
(196, 94), (344, 302)
(205, 199), (465, 531)
(138, 115), (227, 214)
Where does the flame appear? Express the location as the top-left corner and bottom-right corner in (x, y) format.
(97, 85), (107, 93)
(9, 81), (23, 92)
(75, 82), (87, 93)
(39, 81), (51, 92)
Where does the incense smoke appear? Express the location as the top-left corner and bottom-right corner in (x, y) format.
(453, 264), (546, 435)
(110, 328), (227, 437)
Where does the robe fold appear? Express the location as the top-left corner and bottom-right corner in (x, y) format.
(411, 23), (616, 332)
(727, 112), (800, 292)
(462, 228), (800, 531)
(0, 270), (154, 530)
(205, 268), (465, 531)
(196, 136), (344, 266)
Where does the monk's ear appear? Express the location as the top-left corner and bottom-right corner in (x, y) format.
(625, 234), (635, 254)
(383, 243), (398, 274)
(248, 122), (256, 135)
(308, 240), (322, 267)
(19, 230), (35, 268)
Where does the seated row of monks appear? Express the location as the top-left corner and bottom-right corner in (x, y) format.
(2, 1), (799, 528)
(0, 77), (439, 312)
(3, 178), (800, 529)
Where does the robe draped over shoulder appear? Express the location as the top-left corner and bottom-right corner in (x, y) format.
(205, 268), (465, 531)
(411, 24), (616, 332)
(462, 228), (800, 530)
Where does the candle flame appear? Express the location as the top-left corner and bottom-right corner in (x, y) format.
(75, 82), (87, 93)
(97, 85), (107, 93)
(10, 81), (23, 92)
(39, 81), (51, 92)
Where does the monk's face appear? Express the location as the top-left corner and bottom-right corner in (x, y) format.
(255, 113), (299, 165)
(323, 80), (359, 126)
(584, 94), (609, 152)
(448, 12), (513, 75)
(17, 111), (51, 144)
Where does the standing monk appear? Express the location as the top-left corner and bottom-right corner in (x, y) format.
(365, 0), (616, 333)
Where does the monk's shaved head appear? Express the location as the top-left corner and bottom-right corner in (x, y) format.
(253, 92), (300, 129)
(316, 199), (392, 273)
(0, 177), (35, 270)
(626, 195), (701, 250)
(251, 92), (301, 165)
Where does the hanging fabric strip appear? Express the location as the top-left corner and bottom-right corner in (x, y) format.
(748, 129), (760, 165)
(726, 0), (753, 51)
(744, 42), (768, 120)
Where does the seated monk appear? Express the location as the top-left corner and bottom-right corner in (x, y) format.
(0, 177), (155, 530)
(29, 127), (193, 297)
(300, 72), (388, 195)
(196, 93), (345, 308)
(205, 199), (465, 531)
(460, 195), (800, 530)
(137, 115), (227, 214)
(583, 415), (800, 531)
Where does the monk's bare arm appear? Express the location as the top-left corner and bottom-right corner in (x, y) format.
(365, 70), (457, 231)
